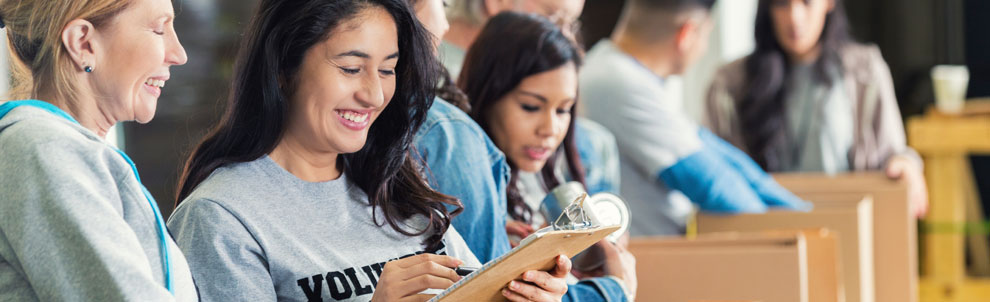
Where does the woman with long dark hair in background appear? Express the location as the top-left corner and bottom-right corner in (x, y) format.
(705, 0), (928, 217)
(410, 2), (635, 300)
(167, 0), (569, 301)
(461, 11), (586, 237)
(459, 12), (638, 300)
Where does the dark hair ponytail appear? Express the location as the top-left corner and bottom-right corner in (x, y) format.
(459, 12), (586, 223)
(176, 0), (459, 249)
(738, 0), (851, 170)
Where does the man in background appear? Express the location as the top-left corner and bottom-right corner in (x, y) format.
(580, 0), (811, 236)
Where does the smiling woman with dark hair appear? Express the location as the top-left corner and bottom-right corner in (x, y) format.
(166, 0), (569, 301)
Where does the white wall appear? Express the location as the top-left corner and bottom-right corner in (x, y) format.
(678, 0), (758, 123)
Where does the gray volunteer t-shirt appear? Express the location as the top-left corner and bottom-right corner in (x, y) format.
(168, 156), (479, 302)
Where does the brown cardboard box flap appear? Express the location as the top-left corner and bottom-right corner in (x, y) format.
(629, 230), (842, 302)
(774, 172), (916, 302)
(698, 198), (872, 302)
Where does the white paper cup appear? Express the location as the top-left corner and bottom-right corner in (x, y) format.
(932, 65), (970, 114)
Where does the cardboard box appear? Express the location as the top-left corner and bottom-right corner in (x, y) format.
(774, 173), (917, 302)
(629, 230), (842, 302)
(790, 229), (845, 302)
(697, 198), (873, 302)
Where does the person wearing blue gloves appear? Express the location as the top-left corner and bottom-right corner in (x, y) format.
(580, 0), (812, 236)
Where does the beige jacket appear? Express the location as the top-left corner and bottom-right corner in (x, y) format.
(705, 43), (919, 171)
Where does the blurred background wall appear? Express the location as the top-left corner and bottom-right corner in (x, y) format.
(114, 0), (259, 216)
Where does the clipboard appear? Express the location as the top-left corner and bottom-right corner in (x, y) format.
(430, 194), (621, 302)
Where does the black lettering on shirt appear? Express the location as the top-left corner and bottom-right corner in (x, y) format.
(345, 267), (374, 296)
(295, 246), (454, 300)
(327, 271), (353, 300)
(296, 274), (324, 302)
(371, 262), (385, 277)
(362, 265), (380, 287)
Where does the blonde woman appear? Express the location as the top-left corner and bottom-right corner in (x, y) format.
(0, 0), (194, 300)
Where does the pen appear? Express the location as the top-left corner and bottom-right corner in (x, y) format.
(455, 266), (478, 276)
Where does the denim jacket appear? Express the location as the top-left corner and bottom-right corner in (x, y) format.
(414, 99), (629, 302)
(414, 98), (511, 264)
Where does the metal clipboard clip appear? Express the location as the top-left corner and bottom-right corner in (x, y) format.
(551, 193), (597, 231)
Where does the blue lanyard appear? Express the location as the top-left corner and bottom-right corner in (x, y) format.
(0, 100), (173, 294)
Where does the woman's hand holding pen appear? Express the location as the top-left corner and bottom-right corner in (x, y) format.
(370, 254), (462, 302)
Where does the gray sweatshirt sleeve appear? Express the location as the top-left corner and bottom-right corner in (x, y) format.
(0, 134), (175, 301)
(168, 198), (278, 301)
(583, 82), (703, 178)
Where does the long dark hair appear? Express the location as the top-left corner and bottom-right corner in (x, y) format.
(176, 0), (459, 249)
(459, 12), (586, 223)
(738, 0), (852, 170)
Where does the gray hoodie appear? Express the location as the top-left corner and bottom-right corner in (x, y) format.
(0, 104), (198, 301)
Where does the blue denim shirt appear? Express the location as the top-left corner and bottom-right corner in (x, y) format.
(414, 99), (629, 302)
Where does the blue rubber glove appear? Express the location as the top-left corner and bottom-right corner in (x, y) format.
(697, 128), (812, 211)
(659, 148), (769, 213)
(658, 128), (812, 213)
